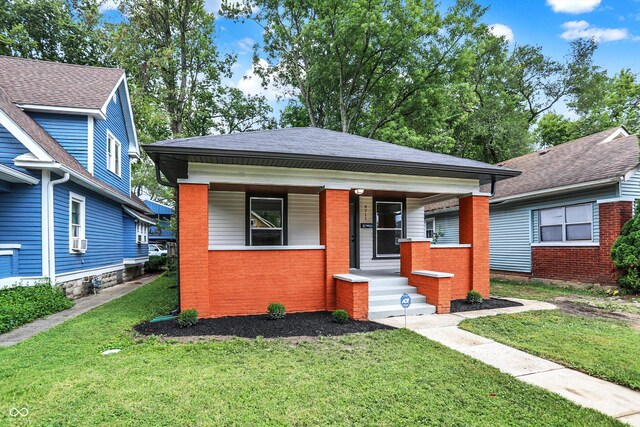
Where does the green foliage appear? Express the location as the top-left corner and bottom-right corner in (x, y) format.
(166, 256), (177, 273)
(0, 282), (73, 333)
(466, 290), (483, 304)
(267, 302), (286, 319)
(177, 308), (199, 328)
(331, 309), (349, 324)
(611, 210), (640, 293)
(145, 255), (167, 273)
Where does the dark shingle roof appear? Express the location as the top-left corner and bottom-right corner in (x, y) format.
(145, 127), (519, 183)
(0, 55), (123, 110)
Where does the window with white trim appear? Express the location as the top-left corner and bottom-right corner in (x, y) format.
(539, 203), (593, 242)
(69, 193), (86, 252)
(136, 221), (149, 244)
(248, 196), (284, 246)
(375, 200), (403, 257)
(425, 217), (435, 239)
(106, 131), (121, 176)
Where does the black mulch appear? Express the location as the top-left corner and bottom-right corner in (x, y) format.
(134, 311), (394, 339)
(450, 297), (523, 313)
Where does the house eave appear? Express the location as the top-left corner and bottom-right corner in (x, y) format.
(491, 177), (622, 205)
(16, 104), (106, 120)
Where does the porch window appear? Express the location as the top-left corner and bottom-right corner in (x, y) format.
(248, 196), (285, 246)
(539, 203), (592, 242)
(375, 200), (403, 257)
(425, 217), (435, 239)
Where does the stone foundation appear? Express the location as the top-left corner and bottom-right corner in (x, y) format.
(59, 265), (145, 299)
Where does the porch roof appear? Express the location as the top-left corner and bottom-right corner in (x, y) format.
(144, 127), (520, 185)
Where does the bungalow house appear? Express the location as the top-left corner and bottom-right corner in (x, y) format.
(426, 127), (639, 286)
(0, 56), (154, 297)
(144, 128), (519, 319)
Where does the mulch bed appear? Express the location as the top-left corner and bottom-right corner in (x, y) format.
(450, 297), (523, 313)
(134, 311), (394, 339)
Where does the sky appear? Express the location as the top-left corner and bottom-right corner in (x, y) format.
(102, 0), (640, 117)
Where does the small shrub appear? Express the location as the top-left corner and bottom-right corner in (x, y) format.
(267, 302), (286, 320)
(177, 308), (199, 328)
(331, 309), (349, 324)
(611, 210), (640, 294)
(0, 282), (74, 333)
(145, 255), (167, 273)
(466, 290), (483, 304)
(166, 256), (177, 272)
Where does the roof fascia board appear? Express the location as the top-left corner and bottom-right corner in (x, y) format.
(101, 74), (140, 159)
(16, 104), (105, 120)
(0, 109), (53, 161)
(0, 164), (39, 184)
(623, 164), (640, 182)
(601, 127), (630, 143)
(122, 205), (156, 224)
(491, 177), (620, 205)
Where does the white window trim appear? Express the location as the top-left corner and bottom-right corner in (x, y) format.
(249, 196), (284, 246)
(375, 200), (403, 258)
(106, 131), (122, 177)
(136, 221), (149, 244)
(69, 192), (86, 254)
(538, 203), (593, 243)
(425, 216), (435, 240)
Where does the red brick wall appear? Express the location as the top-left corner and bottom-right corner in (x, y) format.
(431, 247), (472, 300)
(400, 240), (430, 278)
(208, 249), (326, 317)
(336, 279), (369, 320)
(178, 184), (211, 317)
(320, 189), (350, 311)
(411, 275), (451, 313)
(459, 195), (490, 297)
(532, 201), (632, 285)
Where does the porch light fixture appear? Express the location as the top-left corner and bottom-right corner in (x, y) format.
(354, 188), (364, 195)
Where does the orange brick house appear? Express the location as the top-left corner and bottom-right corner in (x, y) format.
(144, 128), (519, 319)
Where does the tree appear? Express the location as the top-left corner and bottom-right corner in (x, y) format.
(611, 210), (640, 293)
(535, 113), (582, 147)
(0, 0), (108, 65)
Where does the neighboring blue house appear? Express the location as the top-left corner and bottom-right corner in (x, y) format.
(0, 56), (154, 297)
(143, 200), (176, 244)
(426, 127), (640, 286)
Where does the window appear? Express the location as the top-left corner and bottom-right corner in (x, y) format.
(539, 203), (592, 242)
(106, 131), (121, 176)
(425, 217), (435, 239)
(136, 221), (148, 244)
(375, 200), (404, 257)
(69, 193), (86, 252)
(248, 196), (285, 246)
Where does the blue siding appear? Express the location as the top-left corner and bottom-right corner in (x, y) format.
(93, 84), (131, 195)
(620, 169), (640, 200)
(0, 124), (32, 173)
(28, 113), (88, 168)
(53, 179), (124, 274)
(431, 212), (459, 244)
(123, 214), (147, 258)
(0, 175), (43, 276)
(144, 200), (174, 215)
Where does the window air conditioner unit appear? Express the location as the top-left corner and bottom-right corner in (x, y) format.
(71, 238), (88, 253)
(136, 234), (147, 244)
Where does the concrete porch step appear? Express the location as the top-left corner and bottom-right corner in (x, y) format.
(368, 277), (409, 287)
(368, 302), (436, 320)
(368, 292), (427, 307)
(369, 284), (418, 297)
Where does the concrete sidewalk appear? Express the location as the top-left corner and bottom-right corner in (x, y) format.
(376, 298), (640, 426)
(0, 274), (159, 347)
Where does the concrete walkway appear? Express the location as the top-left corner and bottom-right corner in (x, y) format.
(0, 274), (159, 347)
(376, 298), (640, 426)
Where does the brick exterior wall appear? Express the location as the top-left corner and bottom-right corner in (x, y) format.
(400, 240), (430, 277)
(431, 247), (472, 300)
(532, 200), (633, 285)
(336, 279), (369, 320)
(411, 274), (451, 313)
(459, 195), (490, 297)
(209, 249), (326, 316)
(319, 189), (350, 311)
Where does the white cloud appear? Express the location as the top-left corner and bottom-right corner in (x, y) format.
(547, 0), (601, 14)
(236, 59), (293, 102)
(560, 20), (629, 42)
(99, 0), (118, 12)
(488, 24), (514, 42)
(237, 37), (255, 53)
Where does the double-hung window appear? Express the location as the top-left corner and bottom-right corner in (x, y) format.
(425, 217), (435, 239)
(539, 203), (593, 242)
(106, 131), (121, 176)
(375, 200), (404, 257)
(248, 196), (285, 246)
(136, 221), (149, 244)
(69, 193), (86, 252)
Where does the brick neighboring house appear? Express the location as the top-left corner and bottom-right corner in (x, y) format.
(427, 127), (639, 286)
(144, 127), (518, 319)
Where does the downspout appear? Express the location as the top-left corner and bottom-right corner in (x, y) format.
(154, 163), (180, 313)
(489, 176), (497, 197)
(47, 171), (70, 281)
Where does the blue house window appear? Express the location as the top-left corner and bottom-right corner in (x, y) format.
(69, 193), (87, 253)
(539, 203), (592, 242)
(107, 131), (121, 177)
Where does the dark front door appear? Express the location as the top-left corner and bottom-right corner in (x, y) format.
(349, 200), (359, 269)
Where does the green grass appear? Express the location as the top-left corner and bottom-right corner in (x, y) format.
(491, 279), (604, 301)
(460, 310), (640, 390)
(0, 283), (74, 333)
(0, 276), (621, 426)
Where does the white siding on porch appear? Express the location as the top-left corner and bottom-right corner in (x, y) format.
(406, 198), (426, 239)
(288, 194), (320, 245)
(357, 196), (400, 271)
(209, 191), (245, 245)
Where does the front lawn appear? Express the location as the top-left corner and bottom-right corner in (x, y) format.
(490, 279), (604, 301)
(460, 310), (640, 390)
(0, 276), (621, 426)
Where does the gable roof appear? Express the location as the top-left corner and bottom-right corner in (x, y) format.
(491, 127), (638, 201)
(0, 56), (124, 112)
(144, 127), (520, 184)
(0, 63), (151, 215)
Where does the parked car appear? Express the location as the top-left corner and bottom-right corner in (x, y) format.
(148, 244), (167, 257)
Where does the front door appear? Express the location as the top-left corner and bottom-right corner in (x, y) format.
(349, 200), (359, 269)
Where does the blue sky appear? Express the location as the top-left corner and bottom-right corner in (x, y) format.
(103, 0), (640, 117)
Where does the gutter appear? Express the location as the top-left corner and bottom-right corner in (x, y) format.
(46, 171), (70, 279)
